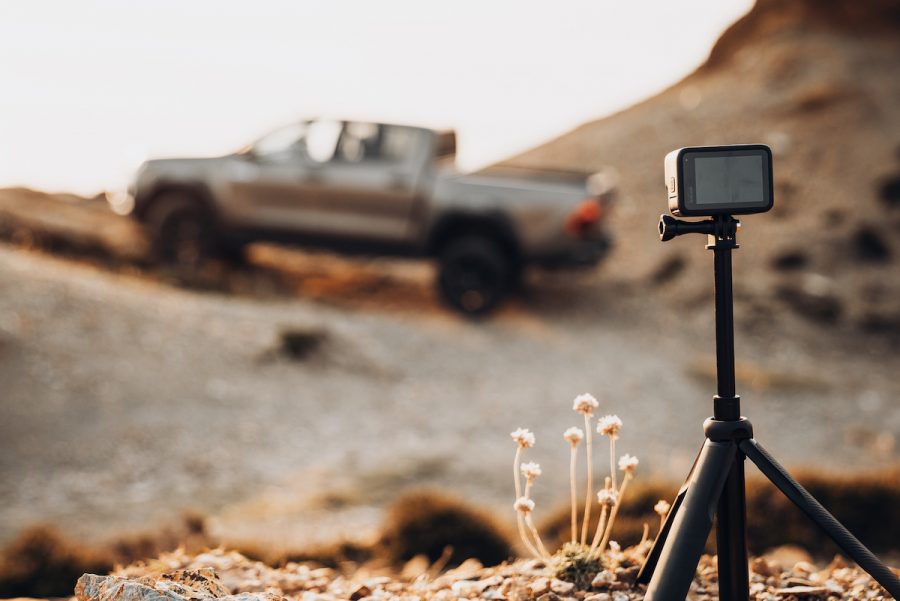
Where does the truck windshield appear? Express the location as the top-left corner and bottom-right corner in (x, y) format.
(249, 123), (308, 158)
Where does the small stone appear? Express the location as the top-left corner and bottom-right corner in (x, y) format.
(751, 557), (775, 577)
(823, 578), (844, 593)
(791, 561), (818, 577)
(477, 576), (503, 591)
(774, 585), (828, 597)
(584, 595), (610, 601)
(530, 578), (551, 595)
(349, 585), (371, 601)
(550, 580), (575, 594)
(536, 594), (560, 601)
(450, 581), (480, 597)
(590, 571), (615, 590)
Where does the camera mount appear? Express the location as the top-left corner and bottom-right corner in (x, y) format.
(637, 214), (900, 601)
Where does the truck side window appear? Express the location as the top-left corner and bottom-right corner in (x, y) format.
(305, 120), (343, 163)
(336, 123), (416, 164)
(251, 123), (308, 160)
(380, 126), (417, 163)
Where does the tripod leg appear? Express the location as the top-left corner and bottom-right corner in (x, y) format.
(739, 438), (900, 598)
(637, 445), (702, 584)
(716, 455), (749, 601)
(644, 439), (736, 601)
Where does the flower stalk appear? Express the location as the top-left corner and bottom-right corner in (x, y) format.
(563, 427), (583, 545)
(573, 393), (599, 546)
(598, 454), (638, 554)
(589, 477), (614, 555)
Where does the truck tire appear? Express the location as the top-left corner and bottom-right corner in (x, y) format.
(144, 193), (217, 269)
(437, 235), (512, 316)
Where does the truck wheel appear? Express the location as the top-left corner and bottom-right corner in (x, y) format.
(437, 235), (511, 316)
(145, 194), (216, 269)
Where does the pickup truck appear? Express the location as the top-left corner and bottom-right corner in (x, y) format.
(116, 119), (614, 314)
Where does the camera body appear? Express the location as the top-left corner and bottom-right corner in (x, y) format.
(665, 145), (773, 216)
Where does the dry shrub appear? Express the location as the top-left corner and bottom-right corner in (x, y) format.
(0, 513), (213, 599)
(539, 469), (900, 558)
(744, 468), (900, 556)
(776, 284), (843, 324)
(853, 226), (892, 263)
(0, 525), (112, 598)
(235, 539), (373, 569)
(379, 490), (512, 568)
(790, 82), (847, 114)
(880, 174), (900, 207)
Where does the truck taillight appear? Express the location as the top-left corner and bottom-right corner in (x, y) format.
(565, 198), (602, 238)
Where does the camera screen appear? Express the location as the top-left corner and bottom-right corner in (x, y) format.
(678, 146), (772, 215)
(693, 154), (764, 205)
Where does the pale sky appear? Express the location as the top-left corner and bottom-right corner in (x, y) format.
(0, 0), (753, 196)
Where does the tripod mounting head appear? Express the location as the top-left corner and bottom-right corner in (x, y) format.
(659, 214), (740, 246)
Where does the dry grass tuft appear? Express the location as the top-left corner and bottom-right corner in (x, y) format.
(0, 525), (111, 599)
(378, 490), (512, 568)
(540, 468), (900, 557)
(0, 513), (213, 599)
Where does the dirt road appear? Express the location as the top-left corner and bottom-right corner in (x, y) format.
(0, 243), (896, 549)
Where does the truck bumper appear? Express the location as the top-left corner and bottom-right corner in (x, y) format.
(532, 232), (613, 269)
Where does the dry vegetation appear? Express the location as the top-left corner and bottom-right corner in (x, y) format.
(4, 472), (900, 599)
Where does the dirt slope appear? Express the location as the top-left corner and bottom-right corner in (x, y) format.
(503, 0), (900, 336)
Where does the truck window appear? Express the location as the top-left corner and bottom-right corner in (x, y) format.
(336, 123), (416, 164)
(305, 120), (342, 163)
(251, 122), (307, 159)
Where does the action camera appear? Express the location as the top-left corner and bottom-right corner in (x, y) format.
(664, 145), (773, 216)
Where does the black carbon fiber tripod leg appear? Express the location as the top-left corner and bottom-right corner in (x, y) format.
(643, 439), (737, 601)
(637, 447), (701, 585)
(740, 438), (900, 598)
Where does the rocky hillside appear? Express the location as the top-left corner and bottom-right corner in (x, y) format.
(503, 0), (900, 337)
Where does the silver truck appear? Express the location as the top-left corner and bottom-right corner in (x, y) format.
(118, 119), (614, 314)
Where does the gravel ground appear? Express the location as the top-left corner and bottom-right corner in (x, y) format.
(0, 243), (897, 549)
(77, 546), (898, 601)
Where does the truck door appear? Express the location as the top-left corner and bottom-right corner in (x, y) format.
(308, 122), (424, 243)
(225, 120), (342, 235)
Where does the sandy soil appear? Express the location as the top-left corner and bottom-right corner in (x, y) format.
(0, 241), (896, 551)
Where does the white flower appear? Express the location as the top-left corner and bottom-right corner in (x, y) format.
(520, 461), (542, 481)
(572, 393), (599, 415)
(608, 540), (621, 552)
(596, 414), (623, 438)
(618, 454), (639, 474)
(513, 496), (535, 513)
(654, 499), (671, 516)
(597, 488), (618, 507)
(563, 426), (584, 446)
(510, 428), (535, 448)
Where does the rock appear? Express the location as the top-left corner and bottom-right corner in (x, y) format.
(450, 580), (480, 597)
(751, 557), (776, 577)
(476, 575), (504, 591)
(530, 577), (551, 595)
(590, 571), (615, 589)
(75, 571), (284, 601)
(765, 544), (813, 571)
(550, 579), (575, 594)
(399, 556), (429, 580)
(774, 585), (828, 597)
(349, 585), (371, 601)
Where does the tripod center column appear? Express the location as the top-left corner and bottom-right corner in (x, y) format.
(710, 216), (740, 421)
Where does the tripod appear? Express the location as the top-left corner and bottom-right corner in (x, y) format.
(636, 214), (900, 601)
